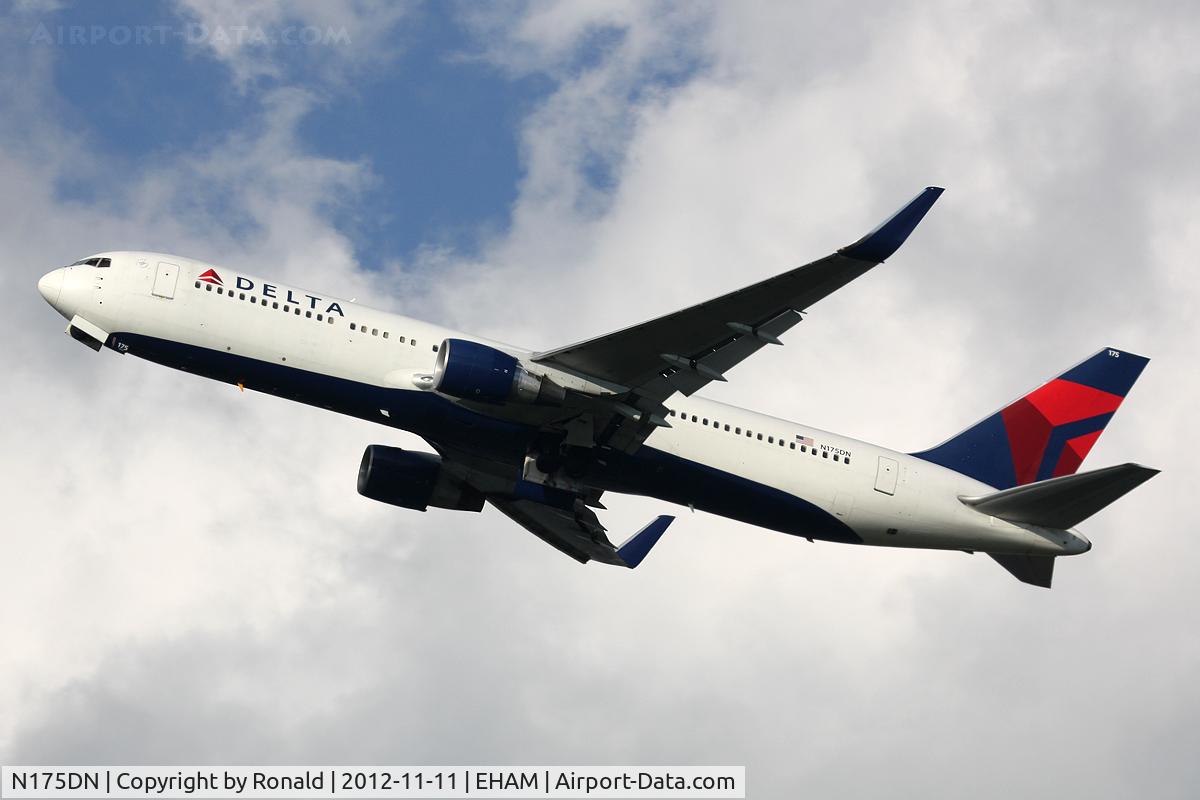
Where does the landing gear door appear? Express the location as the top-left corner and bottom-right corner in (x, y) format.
(875, 456), (899, 495)
(152, 261), (179, 299)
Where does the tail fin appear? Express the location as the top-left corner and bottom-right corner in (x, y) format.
(990, 553), (1056, 588)
(913, 348), (1149, 489)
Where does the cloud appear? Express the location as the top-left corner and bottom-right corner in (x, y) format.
(172, 0), (411, 90)
(2, 2), (1199, 797)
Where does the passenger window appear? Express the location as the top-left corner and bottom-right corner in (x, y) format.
(383, 331), (389, 339)
(272, 302), (279, 309)
(735, 427), (741, 435)
(350, 323), (356, 331)
(306, 311), (312, 318)
(779, 440), (785, 447)
(724, 424), (730, 431)
(691, 415), (698, 423)
(703, 418), (708, 425)
(206, 284), (212, 292)
(317, 314), (324, 321)
(372, 328), (378, 336)
(412, 340), (417, 347)
(822, 451), (828, 458)
(194, 281), (200, 289)
(845, 458), (851, 465)
(283, 305), (290, 313)
(261, 299), (268, 306)
(217, 287), (224, 295)
(432, 344), (438, 351)
(239, 293), (245, 300)
(833, 454), (840, 462)
(790, 442), (796, 450)
(768, 436), (774, 444)
(294, 308), (300, 315)
(399, 336), (406, 343)
(668, 410), (675, 417)
(328, 316), (334, 324)
(757, 433), (763, 441)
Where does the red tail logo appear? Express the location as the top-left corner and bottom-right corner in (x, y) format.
(198, 268), (224, 285)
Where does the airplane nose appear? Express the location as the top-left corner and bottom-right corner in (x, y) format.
(38, 268), (64, 306)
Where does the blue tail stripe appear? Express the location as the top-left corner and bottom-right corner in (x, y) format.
(1035, 412), (1114, 482)
(1059, 349), (1149, 396)
(912, 411), (1016, 489)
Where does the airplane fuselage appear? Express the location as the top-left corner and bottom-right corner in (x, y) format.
(37, 252), (1092, 561)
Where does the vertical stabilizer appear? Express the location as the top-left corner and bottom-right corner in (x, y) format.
(913, 348), (1149, 489)
(990, 554), (1056, 588)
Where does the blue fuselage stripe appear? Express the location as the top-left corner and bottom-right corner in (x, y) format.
(115, 333), (860, 544)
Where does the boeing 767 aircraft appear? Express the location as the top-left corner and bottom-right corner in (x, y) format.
(37, 187), (1156, 587)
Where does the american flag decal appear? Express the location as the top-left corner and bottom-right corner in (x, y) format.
(796, 435), (814, 447)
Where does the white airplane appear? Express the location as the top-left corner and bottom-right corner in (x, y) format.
(37, 187), (1157, 587)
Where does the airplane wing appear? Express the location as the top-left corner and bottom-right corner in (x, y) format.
(534, 186), (944, 402)
(488, 496), (674, 567)
(426, 441), (672, 567)
(425, 188), (943, 562)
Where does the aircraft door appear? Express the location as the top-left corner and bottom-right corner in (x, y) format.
(875, 456), (899, 495)
(152, 261), (179, 299)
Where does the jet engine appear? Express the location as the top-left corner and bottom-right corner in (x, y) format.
(432, 338), (566, 405)
(357, 445), (484, 512)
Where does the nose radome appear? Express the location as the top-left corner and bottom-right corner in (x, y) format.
(38, 268), (64, 306)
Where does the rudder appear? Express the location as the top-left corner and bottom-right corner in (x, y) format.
(913, 348), (1149, 489)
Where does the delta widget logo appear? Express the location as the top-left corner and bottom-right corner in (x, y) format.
(198, 268), (224, 286)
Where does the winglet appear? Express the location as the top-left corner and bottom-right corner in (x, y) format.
(616, 515), (674, 568)
(839, 186), (944, 263)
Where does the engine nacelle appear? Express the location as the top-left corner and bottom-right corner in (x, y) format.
(432, 338), (566, 405)
(357, 445), (484, 512)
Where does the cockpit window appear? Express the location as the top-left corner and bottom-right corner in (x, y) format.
(69, 257), (111, 267)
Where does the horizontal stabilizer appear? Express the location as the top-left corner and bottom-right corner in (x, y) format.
(962, 463), (1159, 529)
(990, 553), (1056, 588)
